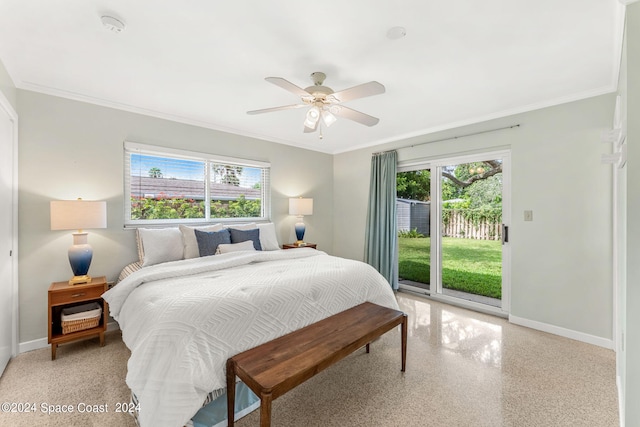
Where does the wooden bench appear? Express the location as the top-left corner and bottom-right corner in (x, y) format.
(226, 302), (407, 427)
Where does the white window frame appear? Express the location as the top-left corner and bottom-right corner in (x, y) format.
(124, 141), (271, 227)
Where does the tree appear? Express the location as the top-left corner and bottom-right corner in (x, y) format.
(397, 170), (431, 201)
(466, 175), (502, 208)
(398, 161), (503, 208)
(148, 167), (163, 178)
(212, 164), (243, 186)
(442, 160), (502, 189)
(442, 161), (503, 207)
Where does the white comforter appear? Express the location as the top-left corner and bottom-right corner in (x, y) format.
(102, 249), (398, 427)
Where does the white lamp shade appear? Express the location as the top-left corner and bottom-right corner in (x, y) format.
(289, 198), (313, 216)
(50, 200), (107, 231)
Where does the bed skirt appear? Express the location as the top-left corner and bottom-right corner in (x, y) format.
(130, 382), (260, 427)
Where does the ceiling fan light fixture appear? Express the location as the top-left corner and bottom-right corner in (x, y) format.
(321, 110), (337, 127)
(304, 107), (320, 128)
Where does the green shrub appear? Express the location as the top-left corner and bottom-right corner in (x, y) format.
(398, 228), (425, 238)
(131, 194), (261, 220)
(131, 195), (205, 219)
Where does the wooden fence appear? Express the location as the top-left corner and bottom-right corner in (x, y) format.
(442, 209), (502, 240)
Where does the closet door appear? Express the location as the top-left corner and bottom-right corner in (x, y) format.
(0, 95), (17, 376)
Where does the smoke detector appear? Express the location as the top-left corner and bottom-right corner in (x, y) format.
(101, 15), (125, 33)
(387, 26), (406, 40)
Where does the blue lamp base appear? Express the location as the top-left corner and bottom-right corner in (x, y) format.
(68, 232), (93, 285)
(294, 218), (306, 246)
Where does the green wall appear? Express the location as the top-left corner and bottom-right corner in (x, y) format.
(624, 3), (640, 424)
(16, 90), (334, 343)
(334, 94), (615, 343)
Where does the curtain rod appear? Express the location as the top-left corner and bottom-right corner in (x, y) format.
(372, 124), (520, 156)
(403, 124), (521, 150)
(371, 149), (397, 156)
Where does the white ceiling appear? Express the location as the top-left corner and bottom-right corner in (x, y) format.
(0, 1), (626, 154)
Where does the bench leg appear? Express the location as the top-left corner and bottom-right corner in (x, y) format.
(226, 359), (236, 427)
(260, 392), (272, 427)
(401, 314), (407, 372)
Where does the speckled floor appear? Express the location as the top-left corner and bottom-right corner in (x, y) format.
(0, 292), (618, 426)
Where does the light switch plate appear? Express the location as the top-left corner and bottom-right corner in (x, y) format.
(524, 210), (533, 221)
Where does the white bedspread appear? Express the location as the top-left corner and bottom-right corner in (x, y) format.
(102, 249), (398, 427)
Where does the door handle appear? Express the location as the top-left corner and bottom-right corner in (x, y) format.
(502, 224), (509, 244)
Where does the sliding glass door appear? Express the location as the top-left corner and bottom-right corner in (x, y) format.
(398, 150), (510, 314)
(397, 168), (432, 291)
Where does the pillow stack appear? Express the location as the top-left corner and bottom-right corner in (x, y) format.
(135, 222), (280, 267)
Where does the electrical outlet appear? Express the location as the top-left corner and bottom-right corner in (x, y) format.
(524, 210), (533, 221)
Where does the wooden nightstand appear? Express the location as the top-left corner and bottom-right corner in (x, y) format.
(48, 276), (108, 360)
(282, 243), (317, 249)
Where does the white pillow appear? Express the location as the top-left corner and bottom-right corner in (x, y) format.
(216, 240), (256, 254)
(138, 228), (184, 267)
(226, 222), (257, 230)
(180, 224), (224, 259)
(257, 223), (280, 251)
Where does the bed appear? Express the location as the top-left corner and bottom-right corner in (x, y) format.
(102, 223), (399, 427)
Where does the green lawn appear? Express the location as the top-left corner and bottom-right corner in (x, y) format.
(398, 236), (502, 299)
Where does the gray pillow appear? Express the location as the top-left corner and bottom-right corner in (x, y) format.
(195, 229), (231, 257)
(228, 228), (262, 251)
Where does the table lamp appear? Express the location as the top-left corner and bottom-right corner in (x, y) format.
(50, 199), (107, 285)
(288, 197), (313, 246)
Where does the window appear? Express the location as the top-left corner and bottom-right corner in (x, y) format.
(124, 142), (270, 226)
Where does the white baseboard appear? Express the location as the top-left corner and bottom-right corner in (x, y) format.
(509, 314), (614, 349)
(18, 337), (48, 354)
(617, 375), (625, 427)
(18, 321), (120, 354)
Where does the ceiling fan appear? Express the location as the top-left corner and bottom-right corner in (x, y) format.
(247, 72), (385, 138)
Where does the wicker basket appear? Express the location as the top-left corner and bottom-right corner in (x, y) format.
(61, 302), (102, 335)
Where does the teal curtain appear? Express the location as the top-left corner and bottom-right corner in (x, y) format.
(364, 151), (398, 290)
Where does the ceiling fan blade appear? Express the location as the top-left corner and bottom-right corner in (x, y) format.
(265, 77), (311, 98)
(247, 104), (307, 115)
(328, 81), (385, 103)
(332, 106), (380, 127)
